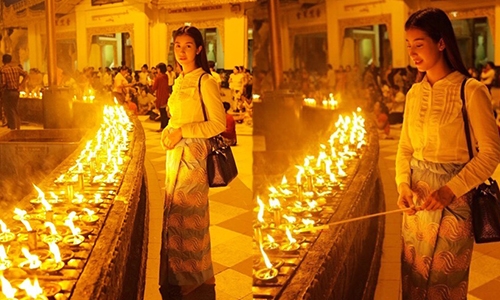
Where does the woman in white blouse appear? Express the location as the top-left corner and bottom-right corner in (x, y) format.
(397, 8), (500, 299)
(159, 26), (225, 300)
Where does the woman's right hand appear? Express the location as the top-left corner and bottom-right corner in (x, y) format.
(397, 183), (417, 215)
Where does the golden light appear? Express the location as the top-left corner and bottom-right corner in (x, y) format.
(266, 234), (275, 244)
(0, 219), (9, 233)
(282, 214), (296, 224)
(268, 198), (281, 209)
(19, 277), (43, 299)
(256, 196), (265, 224)
(32, 183), (46, 202)
(21, 247), (41, 269)
(0, 244), (8, 261)
(259, 244), (273, 270)
(65, 212), (81, 236)
(285, 227), (297, 244)
(45, 222), (58, 235)
(306, 200), (318, 209)
(268, 186), (279, 197)
(49, 192), (59, 202)
(316, 149), (327, 168)
(48, 242), (62, 264)
(302, 218), (315, 227)
(295, 166), (305, 185)
(1, 274), (17, 299)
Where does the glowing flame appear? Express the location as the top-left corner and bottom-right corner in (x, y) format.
(19, 277), (43, 299)
(282, 214), (296, 224)
(266, 234), (275, 243)
(280, 175), (288, 186)
(268, 198), (281, 209)
(45, 222), (58, 235)
(15, 208), (32, 231)
(268, 186), (279, 196)
(306, 200), (318, 209)
(0, 274), (17, 299)
(302, 218), (315, 227)
(83, 208), (95, 217)
(65, 212), (81, 236)
(48, 242), (62, 264)
(285, 227), (297, 244)
(259, 244), (273, 269)
(329, 172), (337, 183)
(0, 244), (8, 261)
(49, 192), (59, 202)
(256, 196), (265, 224)
(295, 166), (305, 185)
(0, 219), (9, 233)
(316, 149), (327, 168)
(32, 184), (45, 201)
(56, 174), (65, 182)
(21, 248), (41, 269)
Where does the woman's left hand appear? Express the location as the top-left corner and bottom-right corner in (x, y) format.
(422, 185), (456, 211)
(162, 128), (182, 150)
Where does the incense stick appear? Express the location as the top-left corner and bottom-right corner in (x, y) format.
(295, 207), (413, 233)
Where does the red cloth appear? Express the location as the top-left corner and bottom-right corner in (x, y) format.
(221, 113), (236, 140)
(127, 102), (138, 115)
(151, 73), (169, 108)
(377, 113), (390, 135)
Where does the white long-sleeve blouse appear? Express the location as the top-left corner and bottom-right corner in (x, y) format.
(395, 71), (500, 197)
(167, 68), (226, 139)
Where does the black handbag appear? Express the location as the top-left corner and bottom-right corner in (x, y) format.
(198, 74), (238, 187)
(460, 78), (500, 243)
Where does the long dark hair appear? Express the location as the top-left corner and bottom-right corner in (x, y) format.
(173, 26), (211, 75)
(405, 8), (469, 82)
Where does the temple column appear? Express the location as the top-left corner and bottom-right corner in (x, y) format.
(326, 1), (341, 69)
(224, 16), (247, 68)
(149, 22), (168, 66)
(27, 22), (45, 71)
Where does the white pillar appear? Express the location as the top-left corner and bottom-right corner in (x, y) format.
(326, 1), (341, 69)
(27, 22), (45, 71)
(224, 16), (247, 69)
(149, 22), (168, 66)
(133, 14), (149, 70)
(391, 1), (410, 68)
(75, 11), (88, 71)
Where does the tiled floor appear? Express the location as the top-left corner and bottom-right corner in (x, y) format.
(141, 115), (254, 300)
(374, 125), (500, 300)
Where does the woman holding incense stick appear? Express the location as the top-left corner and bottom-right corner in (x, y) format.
(396, 8), (500, 299)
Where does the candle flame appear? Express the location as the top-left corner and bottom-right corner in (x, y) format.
(285, 227), (297, 244)
(65, 212), (81, 236)
(280, 175), (288, 186)
(21, 247), (41, 269)
(49, 191), (59, 202)
(0, 274), (17, 298)
(0, 219), (9, 233)
(83, 208), (95, 217)
(32, 183), (45, 201)
(282, 214), (296, 224)
(268, 186), (279, 196)
(0, 244), (8, 261)
(295, 166), (305, 185)
(19, 277), (43, 298)
(259, 245), (273, 269)
(266, 234), (275, 243)
(45, 222), (58, 235)
(256, 196), (265, 224)
(302, 218), (315, 226)
(306, 200), (318, 209)
(48, 242), (62, 264)
(268, 198), (281, 209)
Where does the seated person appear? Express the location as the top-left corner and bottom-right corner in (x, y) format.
(137, 86), (156, 115)
(221, 102), (237, 146)
(374, 101), (391, 139)
(388, 85), (405, 124)
(124, 91), (138, 116)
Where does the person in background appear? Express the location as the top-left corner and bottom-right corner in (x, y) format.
(159, 25), (225, 300)
(388, 85), (405, 124)
(208, 61), (221, 91)
(152, 63), (170, 132)
(373, 101), (391, 139)
(221, 102), (236, 146)
(0, 54), (27, 130)
(124, 90), (138, 115)
(166, 64), (176, 94)
(137, 85), (156, 115)
(112, 66), (130, 104)
(480, 61), (496, 91)
(397, 8), (500, 299)
(138, 64), (150, 86)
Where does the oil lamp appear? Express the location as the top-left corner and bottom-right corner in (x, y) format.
(41, 222), (62, 244)
(262, 234), (279, 254)
(19, 277), (47, 300)
(254, 245), (278, 282)
(63, 214), (85, 247)
(290, 201), (306, 215)
(19, 247), (42, 273)
(81, 208), (99, 224)
(268, 198), (282, 226)
(280, 228), (300, 253)
(1, 274), (18, 299)
(41, 242), (65, 273)
(0, 220), (15, 244)
(48, 192), (63, 206)
(306, 200), (323, 215)
(280, 175), (290, 190)
(278, 214), (297, 231)
(0, 244), (12, 270)
(253, 196), (268, 245)
(295, 166), (305, 202)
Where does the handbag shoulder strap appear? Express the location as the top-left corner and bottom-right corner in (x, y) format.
(198, 73), (209, 121)
(460, 78), (474, 160)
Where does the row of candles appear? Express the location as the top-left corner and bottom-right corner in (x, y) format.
(303, 93), (340, 109)
(0, 105), (134, 299)
(253, 110), (366, 282)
